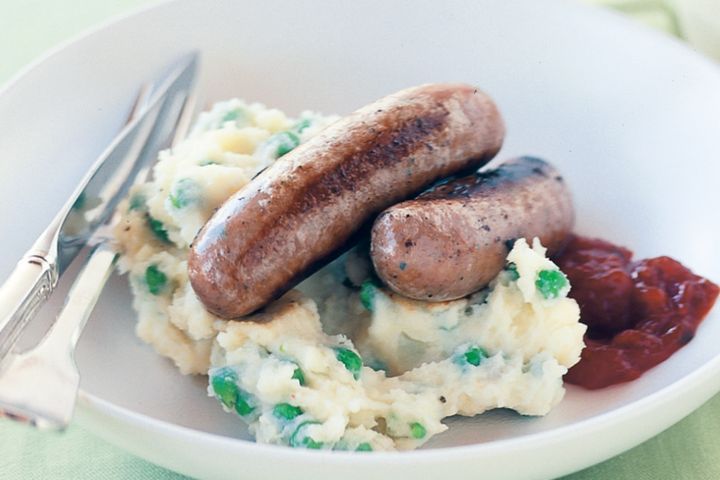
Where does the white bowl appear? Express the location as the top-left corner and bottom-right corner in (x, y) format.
(0, 1), (719, 479)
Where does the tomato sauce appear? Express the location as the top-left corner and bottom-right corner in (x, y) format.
(553, 235), (719, 389)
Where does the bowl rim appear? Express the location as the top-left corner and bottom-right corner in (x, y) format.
(4, 0), (720, 468)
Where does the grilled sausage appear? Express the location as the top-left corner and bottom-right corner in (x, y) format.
(370, 156), (574, 301)
(188, 83), (505, 318)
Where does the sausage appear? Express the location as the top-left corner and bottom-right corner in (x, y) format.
(188, 83), (506, 318)
(370, 156), (574, 301)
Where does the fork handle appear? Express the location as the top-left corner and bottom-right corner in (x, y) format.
(36, 243), (117, 359)
(0, 256), (57, 361)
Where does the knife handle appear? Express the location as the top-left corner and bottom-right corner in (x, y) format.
(0, 256), (57, 361)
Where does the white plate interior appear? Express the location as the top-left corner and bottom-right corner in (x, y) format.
(1, 0), (719, 478)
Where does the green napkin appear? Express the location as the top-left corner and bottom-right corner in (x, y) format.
(0, 419), (189, 479)
(2, 394), (720, 479)
(563, 393), (720, 479)
(0, 1), (718, 479)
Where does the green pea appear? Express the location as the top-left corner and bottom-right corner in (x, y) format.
(356, 442), (373, 452)
(210, 368), (255, 416)
(221, 109), (242, 123)
(535, 269), (568, 299)
(146, 215), (170, 243)
(234, 392), (255, 417)
(359, 281), (376, 312)
(145, 265), (167, 295)
(128, 193), (146, 211)
(335, 347), (363, 380)
(289, 421), (323, 449)
(463, 345), (488, 366)
(301, 437), (324, 449)
(211, 367), (239, 409)
(399, 261), (407, 271)
(272, 131), (300, 157)
(169, 178), (201, 209)
(293, 118), (312, 133)
(505, 262), (519, 281)
(273, 403), (303, 421)
(291, 367), (306, 386)
(219, 108), (250, 128)
(410, 422), (426, 439)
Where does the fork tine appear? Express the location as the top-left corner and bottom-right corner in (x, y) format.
(171, 88), (199, 147)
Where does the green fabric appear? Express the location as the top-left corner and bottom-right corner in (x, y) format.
(2, 395), (720, 479)
(0, 0), (151, 82)
(0, 419), (189, 479)
(562, 392), (720, 479)
(0, 0), (718, 479)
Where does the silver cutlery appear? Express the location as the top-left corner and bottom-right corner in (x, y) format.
(0, 53), (199, 429)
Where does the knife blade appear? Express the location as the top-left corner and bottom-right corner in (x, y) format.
(0, 81), (199, 430)
(0, 53), (199, 361)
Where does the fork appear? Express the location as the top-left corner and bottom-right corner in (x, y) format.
(0, 82), (198, 430)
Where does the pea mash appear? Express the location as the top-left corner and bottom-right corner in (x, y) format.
(113, 99), (586, 451)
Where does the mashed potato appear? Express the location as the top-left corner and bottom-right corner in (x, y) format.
(114, 100), (338, 374)
(113, 99), (586, 451)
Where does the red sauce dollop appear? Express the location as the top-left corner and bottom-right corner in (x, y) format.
(554, 234), (719, 389)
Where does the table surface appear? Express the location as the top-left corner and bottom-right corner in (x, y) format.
(1, 1), (719, 479)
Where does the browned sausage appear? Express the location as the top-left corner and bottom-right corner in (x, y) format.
(370, 156), (574, 301)
(188, 83), (505, 318)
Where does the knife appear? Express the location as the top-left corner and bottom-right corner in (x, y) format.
(0, 53), (199, 362)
